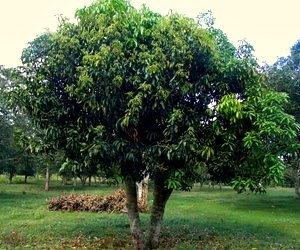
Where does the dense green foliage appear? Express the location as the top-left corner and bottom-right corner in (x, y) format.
(10, 0), (298, 192)
(267, 39), (300, 120)
(0, 67), (38, 183)
(267, 39), (300, 197)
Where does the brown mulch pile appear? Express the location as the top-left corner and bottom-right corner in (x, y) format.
(47, 189), (148, 213)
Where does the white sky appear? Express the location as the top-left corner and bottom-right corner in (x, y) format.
(1, 0), (300, 67)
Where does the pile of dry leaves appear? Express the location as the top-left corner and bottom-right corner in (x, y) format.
(47, 189), (148, 213)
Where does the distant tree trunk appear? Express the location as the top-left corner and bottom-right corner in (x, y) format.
(295, 179), (300, 199)
(45, 165), (50, 191)
(8, 173), (13, 184)
(62, 176), (66, 185)
(79, 176), (87, 186)
(125, 178), (145, 250)
(35, 171), (39, 183)
(88, 175), (92, 186)
(137, 174), (149, 212)
(146, 176), (173, 249)
(73, 176), (77, 187)
(290, 163), (300, 199)
(200, 179), (204, 188)
(295, 167), (300, 199)
(219, 182), (222, 189)
(24, 175), (28, 184)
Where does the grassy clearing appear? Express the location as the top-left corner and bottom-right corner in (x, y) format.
(0, 177), (299, 249)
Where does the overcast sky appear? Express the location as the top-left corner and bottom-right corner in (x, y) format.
(1, 0), (300, 68)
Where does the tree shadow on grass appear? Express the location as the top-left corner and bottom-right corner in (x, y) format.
(160, 216), (300, 249)
(227, 192), (300, 218)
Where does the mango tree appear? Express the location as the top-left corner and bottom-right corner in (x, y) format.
(267, 40), (300, 198)
(10, 0), (299, 249)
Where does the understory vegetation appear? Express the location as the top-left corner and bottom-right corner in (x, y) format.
(0, 179), (299, 249)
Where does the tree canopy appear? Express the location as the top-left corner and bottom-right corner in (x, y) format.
(267, 39), (300, 198)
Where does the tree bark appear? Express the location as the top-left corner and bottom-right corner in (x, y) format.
(146, 177), (173, 249)
(137, 175), (149, 212)
(24, 175), (28, 184)
(125, 178), (145, 250)
(45, 165), (50, 191)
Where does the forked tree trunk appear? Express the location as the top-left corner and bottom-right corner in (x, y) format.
(79, 176), (87, 186)
(146, 177), (173, 249)
(125, 178), (145, 250)
(45, 165), (50, 191)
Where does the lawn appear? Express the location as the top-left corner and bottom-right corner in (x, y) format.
(0, 177), (299, 249)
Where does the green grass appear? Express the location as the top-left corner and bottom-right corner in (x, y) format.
(0, 177), (299, 249)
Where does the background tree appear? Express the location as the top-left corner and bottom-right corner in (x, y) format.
(267, 40), (300, 198)
(0, 67), (37, 183)
(9, 1), (299, 249)
(1, 66), (62, 188)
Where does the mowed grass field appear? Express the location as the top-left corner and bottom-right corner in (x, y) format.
(0, 176), (299, 249)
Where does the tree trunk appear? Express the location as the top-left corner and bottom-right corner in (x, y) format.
(80, 176), (87, 186)
(88, 175), (92, 186)
(146, 177), (173, 249)
(73, 176), (77, 187)
(62, 176), (66, 186)
(8, 173), (13, 184)
(24, 175), (28, 184)
(295, 168), (300, 199)
(125, 178), (145, 250)
(35, 170), (39, 183)
(295, 180), (300, 199)
(200, 179), (204, 188)
(137, 175), (149, 212)
(45, 165), (50, 191)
